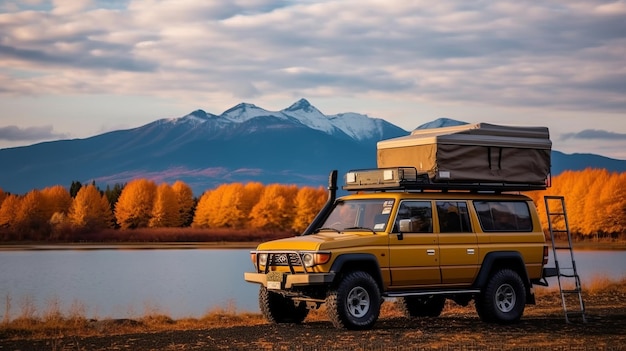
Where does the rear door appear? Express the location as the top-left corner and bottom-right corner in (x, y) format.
(436, 201), (479, 285)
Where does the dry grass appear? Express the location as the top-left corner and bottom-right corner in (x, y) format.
(2, 278), (625, 341)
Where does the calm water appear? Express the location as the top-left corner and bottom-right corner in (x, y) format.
(0, 248), (624, 320)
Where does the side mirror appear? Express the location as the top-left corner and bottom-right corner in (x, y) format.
(397, 219), (412, 240)
(399, 219), (412, 233)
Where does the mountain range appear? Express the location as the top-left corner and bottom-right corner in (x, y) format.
(1, 98), (625, 195)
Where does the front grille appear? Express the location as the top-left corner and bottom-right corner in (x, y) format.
(269, 253), (302, 266)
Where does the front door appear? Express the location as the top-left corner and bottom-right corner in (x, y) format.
(389, 201), (441, 287)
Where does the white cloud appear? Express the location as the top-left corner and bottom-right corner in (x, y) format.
(0, 0), (624, 157)
(52, 0), (93, 16)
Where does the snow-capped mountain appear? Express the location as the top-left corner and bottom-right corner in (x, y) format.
(0, 99), (408, 194)
(1, 100), (624, 195)
(167, 98), (391, 142)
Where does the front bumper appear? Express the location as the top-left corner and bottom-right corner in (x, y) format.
(244, 271), (335, 289)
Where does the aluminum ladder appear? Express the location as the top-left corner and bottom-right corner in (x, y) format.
(544, 195), (587, 323)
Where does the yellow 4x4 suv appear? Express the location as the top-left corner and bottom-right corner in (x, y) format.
(244, 168), (550, 330)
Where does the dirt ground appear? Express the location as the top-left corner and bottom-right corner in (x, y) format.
(2, 288), (625, 351)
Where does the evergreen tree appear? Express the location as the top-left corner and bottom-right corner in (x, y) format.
(69, 181), (82, 198)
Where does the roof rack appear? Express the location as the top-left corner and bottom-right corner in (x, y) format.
(342, 167), (548, 193)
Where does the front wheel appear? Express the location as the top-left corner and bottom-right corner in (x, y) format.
(259, 286), (309, 324)
(475, 269), (526, 324)
(326, 271), (381, 330)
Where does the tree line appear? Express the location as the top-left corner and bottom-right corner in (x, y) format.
(0, 168), (623, 242)
(528, 168), (626, 240)
(0, 179), (327, 241)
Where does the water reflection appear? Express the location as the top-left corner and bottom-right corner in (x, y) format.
(0, 249), (258, 320)
(0, 248), (624, 320)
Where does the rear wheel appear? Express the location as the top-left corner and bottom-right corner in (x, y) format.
(475, 269), (526, 324)
(396, 295), (446, 318)
(259, 286), (309, 324)
(326, 271), (381, 330)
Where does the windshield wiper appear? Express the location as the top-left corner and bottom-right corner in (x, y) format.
(344, 226), (377, 235)
(314, 227), (342, 234)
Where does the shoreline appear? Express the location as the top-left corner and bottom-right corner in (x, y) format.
(0, 241), (260, 251)
(0, 240), (625, 251)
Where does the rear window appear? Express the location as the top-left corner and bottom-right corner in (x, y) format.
(474, 201), (532, 232)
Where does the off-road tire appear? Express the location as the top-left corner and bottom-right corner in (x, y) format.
(396, 295), (446, 318)
(475, 269), (526, 324)
(259, 286), (309, 324)
(325, 271), (381, 330)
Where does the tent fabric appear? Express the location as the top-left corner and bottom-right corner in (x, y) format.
(376, 123), (552, 185)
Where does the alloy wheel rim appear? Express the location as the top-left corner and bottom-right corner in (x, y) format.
(346, 286), (370, 318)
(495, 283), (516, 312)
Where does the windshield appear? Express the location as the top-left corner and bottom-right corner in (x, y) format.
(319, 199), (395, 232)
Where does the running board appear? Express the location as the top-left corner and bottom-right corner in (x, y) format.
(385, 289), (480, 298)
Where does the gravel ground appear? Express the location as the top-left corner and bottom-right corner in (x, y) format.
(2, 295), (625, 351)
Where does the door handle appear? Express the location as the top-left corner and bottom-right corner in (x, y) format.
(427, 249), (436, 256)
(467, 248), (475, 255)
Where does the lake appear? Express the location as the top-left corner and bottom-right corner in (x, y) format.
(0, 248), (624, 321)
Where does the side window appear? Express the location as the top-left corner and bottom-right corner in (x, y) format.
(474, 201), (532, 232)
(436, 201), (471, 233)
(392, 201), (432, 233)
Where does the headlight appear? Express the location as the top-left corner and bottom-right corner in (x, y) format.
(258, 253), (268, 266)
(301, 252), (331, 267)
(302, 253), (314, 267)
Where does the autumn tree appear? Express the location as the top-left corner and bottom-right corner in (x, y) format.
(597, 172), (626, 236)
(292, 186), (327, 233)
(0, 194), (20, 239)
(249, 184), (298, 231)
(41, 185), (72, 220)
(68, 184), (114, 230)
(172, 181), (195, 227)
(114, 179), (157, 229)
(192, 184), (228, 228)
(216, 183), (248, 228)
(0, 188), (6, 207)
(530, 169), (626, 239)
(14, 189), (48, 239)
(192, 190), (213, 228)
(149, 183), (179, 227)
(577, 169), (610, 236)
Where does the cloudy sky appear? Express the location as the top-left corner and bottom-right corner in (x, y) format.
(1, 0), (625, 159)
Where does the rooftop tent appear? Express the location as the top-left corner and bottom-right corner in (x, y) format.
(376, 123), (552, 185)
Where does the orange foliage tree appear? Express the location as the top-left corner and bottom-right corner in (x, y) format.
(41, 185), (72, 221)
(172, 180), (195, 227)
(249, 184), (298, 231)
(114, 179), (157, 229)
(192, 189), (212, 228)
(529, 168), (626, 238)
(14, 189), (48, 239)
(68, 184), (114, 230)
(192, 184), (227, 228)
(217, 183), (247, 228)
(193, 183), (248, 228)
(149, 183), (179, 228)
(292, 186), (327, 233)
(0, 188), (6, 207)
(0, 194), (20, 238)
